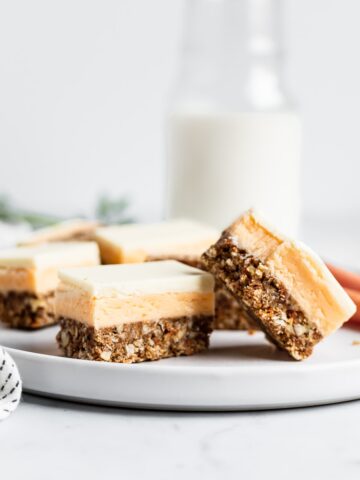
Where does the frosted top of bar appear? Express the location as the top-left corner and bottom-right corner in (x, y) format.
(0, 242), (100, 269)
(59, 260), (214, 296)
(95, 219), (219, 253)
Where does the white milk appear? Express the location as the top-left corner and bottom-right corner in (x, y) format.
(166, 111), (301, 236)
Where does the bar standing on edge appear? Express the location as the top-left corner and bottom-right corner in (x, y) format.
(201, 210), (356, 360)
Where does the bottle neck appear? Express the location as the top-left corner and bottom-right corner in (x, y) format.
(174, 0), (289, 112)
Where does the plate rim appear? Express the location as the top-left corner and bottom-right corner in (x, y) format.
(4, 326), (360, 375)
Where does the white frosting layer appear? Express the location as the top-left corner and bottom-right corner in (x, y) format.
(58, 260), (214, 296)
(0, 242), (100, 269)
(95, 219), (219, 262)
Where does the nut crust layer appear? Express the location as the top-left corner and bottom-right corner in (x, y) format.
(57, 315), (213, 363)
(0, 291), (55, 329)
(214, 284), (257, 330)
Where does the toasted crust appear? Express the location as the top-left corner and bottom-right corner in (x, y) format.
(0, 291), (56, 329)
(57, 315), (213, 363)
(202, 234), (323, 360)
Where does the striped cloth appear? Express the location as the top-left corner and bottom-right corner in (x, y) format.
(0, 347), (22, 420)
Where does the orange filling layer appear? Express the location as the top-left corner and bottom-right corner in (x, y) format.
(56, 283), (214, 329)
(230, 211), (356, 336)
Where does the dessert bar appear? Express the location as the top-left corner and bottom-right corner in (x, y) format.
(95, 219), (218, 265)
(0, 242), (100, 329)
(202, 210), (356, 359)
(56, 260), (214, 363)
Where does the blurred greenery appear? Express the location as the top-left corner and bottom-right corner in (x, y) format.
(0, 194), (132, 229)
(95, 195), (132, 225)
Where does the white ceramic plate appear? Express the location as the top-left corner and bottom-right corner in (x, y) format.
(1, 324), (360, 411)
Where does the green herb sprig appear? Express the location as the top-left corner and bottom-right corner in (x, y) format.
(0, 194), (132, 229)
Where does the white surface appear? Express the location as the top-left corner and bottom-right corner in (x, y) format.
(1, 393), (360, 480)
(0, 223), (31, 249)
(167, 112), (301, 235)
(0, 1), (359, 221)
(59, 260), (214, 295)
(2, 325), (360, 410)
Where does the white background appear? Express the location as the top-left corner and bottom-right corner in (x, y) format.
(0, 0), (359, 223)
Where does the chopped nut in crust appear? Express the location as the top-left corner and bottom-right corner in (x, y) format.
(57, 315), (213, 364)
(0, 290), (56, 329)
(201, 234), (323, 360)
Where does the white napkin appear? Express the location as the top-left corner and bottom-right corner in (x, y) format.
(0, 347), (22, 420)
(0, 223), (27, 420)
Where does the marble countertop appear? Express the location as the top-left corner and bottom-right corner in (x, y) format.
(1, 393), (360, 479)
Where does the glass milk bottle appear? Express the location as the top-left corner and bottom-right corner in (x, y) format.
(166, 0), (301, 236)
